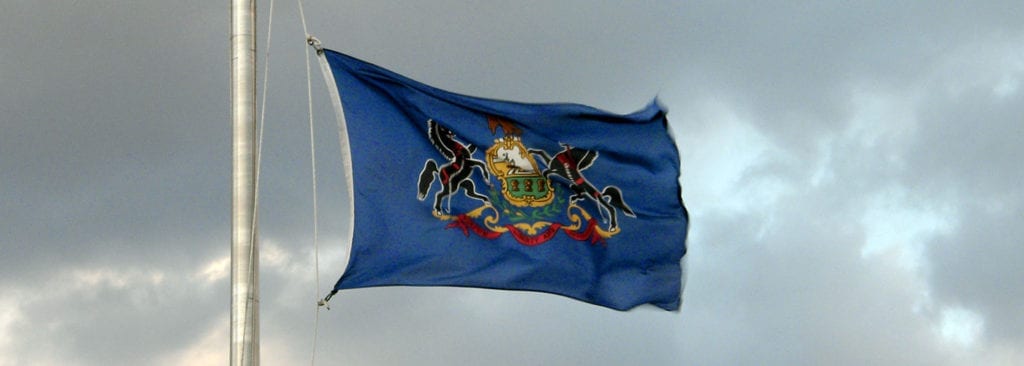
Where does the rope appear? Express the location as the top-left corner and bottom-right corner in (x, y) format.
(295, 2), (324, 366)
(306, 40), (322, 365)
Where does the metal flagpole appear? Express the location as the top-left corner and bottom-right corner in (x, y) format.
(231, 0), (259, 365)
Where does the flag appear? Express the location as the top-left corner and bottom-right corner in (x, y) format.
(318, 47), (688, 311)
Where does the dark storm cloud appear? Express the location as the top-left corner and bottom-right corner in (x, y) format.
(908, 65), (1024, 344)
(1, 2), (228, 276)
(666, 1), (1022, 152)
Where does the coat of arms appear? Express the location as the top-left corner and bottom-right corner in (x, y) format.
(415, 116), (635, 245)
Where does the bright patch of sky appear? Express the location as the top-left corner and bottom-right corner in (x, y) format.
(680, 99), (794, 216)
(0, 296), (19, 362)
(938, 306), (985, 348)
(196, 255), (231, 284)
(861, 186), (955, 270)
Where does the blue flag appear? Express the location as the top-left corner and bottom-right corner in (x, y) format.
(318, 48), (688, 311)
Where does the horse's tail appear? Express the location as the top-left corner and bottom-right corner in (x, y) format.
(602, 186), (635, 217)
(417, 159), (438, 200)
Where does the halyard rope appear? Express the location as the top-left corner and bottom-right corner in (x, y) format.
(295, 1), (324, 365)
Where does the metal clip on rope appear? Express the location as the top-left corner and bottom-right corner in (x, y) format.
(307, 36), (323, 54)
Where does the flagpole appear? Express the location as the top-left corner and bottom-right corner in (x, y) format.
(231, 0), (259, 365)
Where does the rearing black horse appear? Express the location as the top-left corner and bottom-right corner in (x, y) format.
(530, 144), (635, 231)
(417, 119), (490, 214)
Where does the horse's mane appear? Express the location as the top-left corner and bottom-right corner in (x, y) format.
(427, 119), (456, 160)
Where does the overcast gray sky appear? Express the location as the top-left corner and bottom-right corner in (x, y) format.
(2, 1), (1022, 365)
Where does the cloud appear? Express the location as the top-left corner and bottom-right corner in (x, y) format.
(0, 1), (228, 278)
(674, 109), (956, 365)
(669, 13), (1024, 359)
(153, 318), (228, 366)
(0, 245), (227, 366)
(881, 31), (1024, 347)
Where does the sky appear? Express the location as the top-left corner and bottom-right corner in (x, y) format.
(2, 1), (1022, 365)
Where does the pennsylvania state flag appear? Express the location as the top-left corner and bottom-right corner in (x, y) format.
(317, 47), (688, 311)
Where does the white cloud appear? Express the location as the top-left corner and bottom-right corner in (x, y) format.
(678, 98), (794, 217)
(154, 316), (228, 366)
(860, 186), (955, 270)
(938, 306), (985, 348)
(0, 295), (23, 366)
(196, 255), (231, 285)
(0, 252), (233, 365)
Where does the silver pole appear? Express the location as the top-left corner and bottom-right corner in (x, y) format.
(230, 0), (258, 365)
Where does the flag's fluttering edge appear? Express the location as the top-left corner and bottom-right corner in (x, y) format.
(319, 48), (688, 311)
